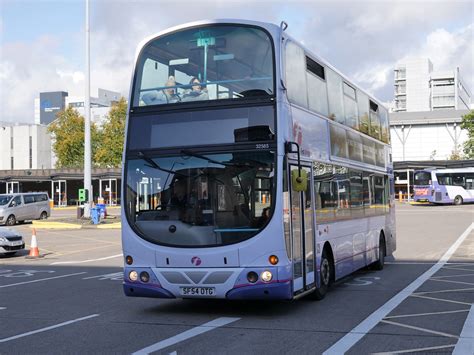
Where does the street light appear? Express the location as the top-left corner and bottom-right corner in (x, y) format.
(83, 0), (92, 218)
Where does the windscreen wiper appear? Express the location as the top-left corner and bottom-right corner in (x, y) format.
(137, 151), (188, 177)
(180, 150), (234, 167)
(180, 149), (258, 168)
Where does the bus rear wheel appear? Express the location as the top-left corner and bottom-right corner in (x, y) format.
(311, 248), (333, 300)
(454, 195), (463, 206)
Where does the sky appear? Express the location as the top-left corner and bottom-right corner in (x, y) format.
(0, 0), (473, 123)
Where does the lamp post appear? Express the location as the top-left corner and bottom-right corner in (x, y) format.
(83, 0), (92, 218)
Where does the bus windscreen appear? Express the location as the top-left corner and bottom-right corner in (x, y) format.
(133, 25), (274, 107)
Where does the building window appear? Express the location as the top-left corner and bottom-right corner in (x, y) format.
(10, 136), (13, 149)
(11, 157), (14, 170)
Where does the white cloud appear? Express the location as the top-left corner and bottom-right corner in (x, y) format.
(1, 0), (472, 123)
(354, 64), (393, 95)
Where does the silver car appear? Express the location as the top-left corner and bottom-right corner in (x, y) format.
(0, 228), (25, 255)
(0, 193), (51, 226)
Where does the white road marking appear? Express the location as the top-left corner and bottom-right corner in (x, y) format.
(0, 314), (99, 343)
(344, 276), (380, 286)
(380, 320), (459, 339)
(442, 267), (474, 272)
(132, 317), (240, 355)
(0, 307), (6, 310)
(371, 344), (455, 354)
(385, 262), (436, 265)
(0, 270), (55, 278)
(323, 222), (474, 355)
(415, 287), (474, 295)
(50, 253), (122, 265)
(453, 304), (474, 355)
(384, 309), (470, 319)
(0, 272), (86, 288)
(410, 294), (472, 306)
(429, 278), (474, 286)
(82, 272), (123, 280)
(431, 273), (474, 279)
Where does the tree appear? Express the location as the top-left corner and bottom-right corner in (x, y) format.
(95, 97), (127, 168)
(48, 107), (100, 168)
(460, 110), (474, 159)
(449, 147), (462, 160)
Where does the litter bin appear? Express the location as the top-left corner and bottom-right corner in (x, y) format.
(96, 203), (107, 219)
(91, 207), (100, 225)
(77, 206), (84, 219)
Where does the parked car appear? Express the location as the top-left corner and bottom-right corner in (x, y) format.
(0, 193), (51, 226)
(0, 227), (25, 255)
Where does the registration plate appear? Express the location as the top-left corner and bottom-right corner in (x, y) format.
(180, 287), (216, 297)
(10, 241), (23, 246)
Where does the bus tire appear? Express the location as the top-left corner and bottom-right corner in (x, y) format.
(372, 234), (386, 271)
(6, 215), (16, 226)
(453, 196), (463, 206)
(311, 247), (333, 300)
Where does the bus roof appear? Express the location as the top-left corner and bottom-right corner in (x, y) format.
(133, 19), (387, 111)
(417, 167), (474, 174)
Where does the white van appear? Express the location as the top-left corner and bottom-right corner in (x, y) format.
(0, 193), (51, 226)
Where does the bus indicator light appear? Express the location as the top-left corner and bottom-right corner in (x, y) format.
(126, 255), (133, 265)
(269, 255), (279, 265)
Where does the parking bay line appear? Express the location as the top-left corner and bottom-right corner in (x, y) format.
(0, 272), (86, 288)
(50, 254), (122, 265)
(453, 304), (474, 355)
(322, 222), (474, 355)
(132, 317), (240, 355)
(0, 314), (99, 343)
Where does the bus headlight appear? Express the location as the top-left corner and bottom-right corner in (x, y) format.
(129, 270), (138, 282)
(261, 270), (272, 283)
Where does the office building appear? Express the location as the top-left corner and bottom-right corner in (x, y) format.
(34, 88), (121, 127)
(0, 123), (52, 171)
(393, 58), (471, 112)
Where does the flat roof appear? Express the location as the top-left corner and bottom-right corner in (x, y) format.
(390, 109), (469, 126)
(0, 168), (121, 182)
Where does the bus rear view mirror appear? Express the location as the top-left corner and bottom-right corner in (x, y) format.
(291, 169), (307, 192)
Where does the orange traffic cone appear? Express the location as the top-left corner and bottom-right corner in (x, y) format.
(27, 228), (40, 258)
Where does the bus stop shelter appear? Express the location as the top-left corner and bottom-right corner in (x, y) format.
(0, 168), (121, 206)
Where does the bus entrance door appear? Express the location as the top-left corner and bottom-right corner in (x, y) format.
(289, 165), (315, 295)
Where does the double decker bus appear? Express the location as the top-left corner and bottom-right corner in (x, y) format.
(414, 168), (474, 205)
(122, 19), (396, 301)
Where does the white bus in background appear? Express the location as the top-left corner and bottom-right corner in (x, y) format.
(414, 168), (474, 205)
(121, 19), (396, 301)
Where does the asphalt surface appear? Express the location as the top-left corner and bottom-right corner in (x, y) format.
(0, 202), (472, 354)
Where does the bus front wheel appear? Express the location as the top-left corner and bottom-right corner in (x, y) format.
(311, 248), (333, 300)
(454, 196), (463, 206)
(372, 234), (386, 271)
